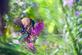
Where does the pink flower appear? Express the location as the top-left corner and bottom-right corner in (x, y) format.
(28, 42), (34, 49)
(63, 0), (74, 7)
(27, 42), (36, 53)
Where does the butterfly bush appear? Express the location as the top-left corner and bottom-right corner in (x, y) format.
(31, 21), (44, 36)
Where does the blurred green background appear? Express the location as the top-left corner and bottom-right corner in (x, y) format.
(0, 0), (82, 55)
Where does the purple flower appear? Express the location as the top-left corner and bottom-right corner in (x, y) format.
(63, 0), (74, 7)
(31, 21), (44, 36)
(75, 11), (80, 16)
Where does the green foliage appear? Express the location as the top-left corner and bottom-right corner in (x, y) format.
(0, 0), (82, 55)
